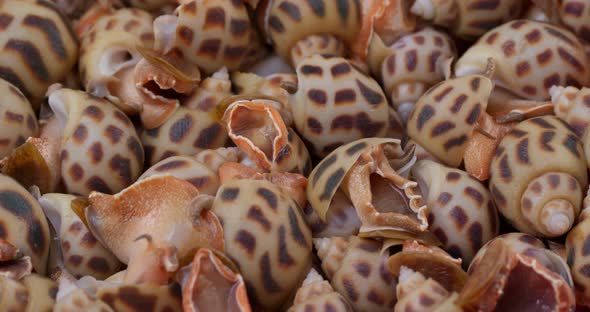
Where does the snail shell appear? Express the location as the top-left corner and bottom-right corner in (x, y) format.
(307, 138), (433, 242)
(291, 54), (390, 157)
(48, 88), (144, 195)
(224, 98), (311, 174)
(489, 116), (588, 237)
(287, 268), (352, 312)
(212, 179), (312, 310)
(0, 79), (38, 159)
(86, 175), (224, 284)
(0, 0), (78, 110)
(177, 248), (251, 312)
(381, 27), (456, 121)
(39, 193), (122, 279)
(455, 20), (590, 101)
(566, 207), (590, 305)
(78, 7), (154, 114)
(407, 74), (492, 168)
(411, 160), (499, 265)
(265, 0), (361, 65)
(183, 67), (233, 111)
(459, 236), (575, 312)
(0, 273), (57, 311)
(141, 106), (227, 167)
(394, 267), (461, 312)
(558, 0), (590, 43)
(155, 0), (253, 74)
(315, 236), (397, 311)
(550, 85), (590, 137)
(0, 174), (50, 275)
(410, 0), (524, 38)
(470, 233), (574, 288)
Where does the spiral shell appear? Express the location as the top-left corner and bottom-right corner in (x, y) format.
(381, 27), (456, 120)
(315, 236), (397, 311)
(412, 160), (499, 265)
(558, 0), (590, 43)
(48, 88), (144, 195)
(490, 116), (588, 237)
(287, 268), (352, 312)
(0, 79), (38, 159)
(291, 54), (390, 157)
(407, 74), (493, 168)
(79, 7), (154, 111)
(550, 85), (590, 137)
(0, 0), (78, 110)
(394, 267), (461, 312)
(141, 106), (227, 166)
(156, 0), (253, 74)
(0, 174), (50, 275)
(265, 0), (361, 65)
(39, 193), (122, 279)
(410, 0), (524, 38)
(455, 20), (590, 101)
(307, 138), (433, 242)
(212, 179), (312, 310)
(0, 274), (57, 311)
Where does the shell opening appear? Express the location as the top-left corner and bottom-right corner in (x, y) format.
(141, 80), (185, 100)
(228, 104), (281, 160)
(493, 258), (557, 311)
(191, 257), (242, 311)
(370, 174), (417, 223)
(99, 48), (139, 77)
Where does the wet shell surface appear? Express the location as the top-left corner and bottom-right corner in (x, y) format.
(489, 116), (588, 237)
(212, 179), (312, 310)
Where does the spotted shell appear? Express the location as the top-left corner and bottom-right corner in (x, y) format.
(407, 74), (492, 167)
(119, 0), (178, 12)
(566, 206), (590, 303)
(0, 174), (50, 275)
(0, 273), (57, 311)
(455, 20), (590, 101)
(0, 0), (78, 110)
(141, 106), (227, 166)
(212, 179), (312, 310)
(315, 236), (397, 311)
(291, 54), (390, 157)
(139, 156), (221, 196)
(162, 0), (253, 74)
(411, 160), (499, 265)
(291, 34), (346, 67)
(380, 27), (456, 116)
(183, 67), (233, 111)
(49, 88), (144, 195)
(265, 0), (361, 64)
(224, 98), (311, 174)
(489, 116), (588, 237)
(307, 138), (431, 240)
(287, 268), (352, 312)
(78, 7), (154, 106)
(550, 85), (590, 137)
(0, 79), (38, 159)
(95, 283), (182, 312)
(394, 267), (461, 312)
(458, 237), (575, 312)
(410, 0), (524, 38)
(39, 193), (122, 279)
(471, 233), (574, 288)
(558, 0), (590, 43)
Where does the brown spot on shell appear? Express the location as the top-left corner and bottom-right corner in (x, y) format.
(451, 206), (468, 229)
(235, 230), (256, 255)
(342, 278), (359, 302)
(260, 252), (282, 292)
(105, 125), (123, 144)
(247, 205), (271, 231)
(88, 256), (110, 274)
(204, 7), (226, 29)
(354, 262), (371, 277)
(278, 225), (295, 266)
(221, 187), (239, 201)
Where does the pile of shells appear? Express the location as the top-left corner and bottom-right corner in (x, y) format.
(1, 0), (590, 311)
